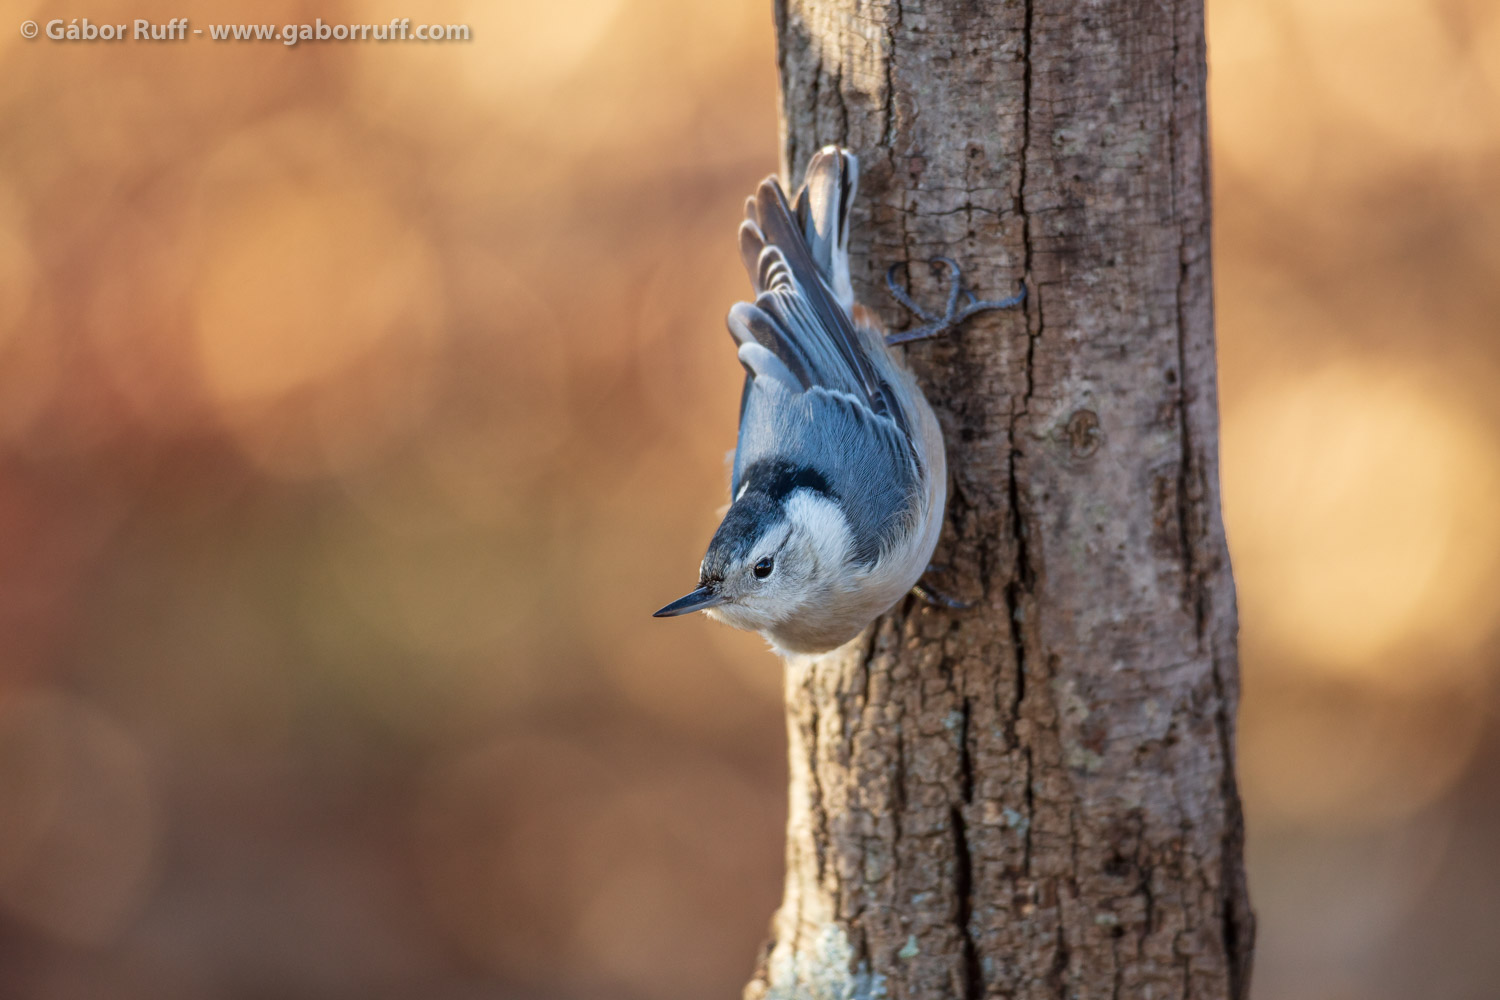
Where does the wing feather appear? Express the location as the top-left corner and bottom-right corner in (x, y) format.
(733, 380), (916, 564)
(723, 147), (924, 563)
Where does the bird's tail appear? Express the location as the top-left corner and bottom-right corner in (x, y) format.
(731, 146), (906, 431)
(792, 146), (858, 313)
(739, 146), (858, 314)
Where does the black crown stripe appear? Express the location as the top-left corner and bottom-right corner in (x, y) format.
(740, 458), (834, 503)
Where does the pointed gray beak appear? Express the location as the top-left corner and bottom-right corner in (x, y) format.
(653, 585), (726, 618)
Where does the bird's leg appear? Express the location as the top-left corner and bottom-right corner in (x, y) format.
(911, 563), (972, 610)
(885, 257), (1027, 346)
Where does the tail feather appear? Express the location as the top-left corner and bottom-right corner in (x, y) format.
(738, 198), (762, 279)
(737, 147), (857, 311)
(727, 147), (908, 437)
(791, 147), (857, 312)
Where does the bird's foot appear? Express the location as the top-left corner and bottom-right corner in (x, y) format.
(911, 564), (972, 610)
(884, 257), (1026, 346)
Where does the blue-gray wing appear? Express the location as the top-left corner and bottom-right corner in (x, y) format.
(728, 151), (912, 439)
(725, 148), (921, 563)
(734, 381), (917, 565)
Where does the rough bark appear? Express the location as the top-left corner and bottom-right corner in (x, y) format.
(745, 2), (1254, 999)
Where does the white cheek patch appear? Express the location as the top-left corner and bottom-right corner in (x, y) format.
(785, 490), (854, 574)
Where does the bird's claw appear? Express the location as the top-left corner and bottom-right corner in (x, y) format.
(885, 257), (1026, 346)
(911, 564), (972, 610)
(884, 262), (942, 323)
(911, 580), (972, 610)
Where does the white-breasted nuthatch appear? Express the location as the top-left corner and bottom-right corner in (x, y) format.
(653, 146), (1025, 655)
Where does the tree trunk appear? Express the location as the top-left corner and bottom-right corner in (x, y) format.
(745, 2), (1254, 999)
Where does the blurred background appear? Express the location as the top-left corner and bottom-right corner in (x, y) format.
(0, 0), (1496, 997)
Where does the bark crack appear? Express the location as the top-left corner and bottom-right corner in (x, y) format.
(1007, 0), (1041, 600)
(1022, 746), (1035, 875)
(832, 66), (850, 143)
(809, 49), (824, 162)
(773, 0), (792, 176)
(883, 0), (902, 146)
(1048, 922), (1071, 1000)
(1166, 0), (1205, 645)
(958, 697), (974, 804)
(1006, 0), (1043, 897)
(951, 805), (982, 1000)
(805, 676), (829, 887)
(1209, 641), (1251, 1000)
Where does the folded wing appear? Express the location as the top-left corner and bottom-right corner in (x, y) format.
(724, 147), (921, 564)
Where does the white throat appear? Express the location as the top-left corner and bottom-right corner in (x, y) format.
(783, 490), (853, 576)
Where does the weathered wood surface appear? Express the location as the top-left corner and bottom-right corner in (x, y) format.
(746, 2), (1254, 998)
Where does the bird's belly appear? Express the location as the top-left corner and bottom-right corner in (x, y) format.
(767, 338), (948, 657)
(766, 502), (944, 656)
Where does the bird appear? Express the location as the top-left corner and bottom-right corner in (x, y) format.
(653, 145), (1025, 656)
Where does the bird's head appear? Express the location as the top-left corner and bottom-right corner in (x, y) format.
(653, 485), (854, 635)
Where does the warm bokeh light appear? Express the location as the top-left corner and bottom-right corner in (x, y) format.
(0, 184), (33, 347)
(1237, 671), (1490, 831)
(0, 691), (159, 947)
(0, 0), (1497, 997)
(187, 115), (448, 476)
(1224, 364), (1500, 677)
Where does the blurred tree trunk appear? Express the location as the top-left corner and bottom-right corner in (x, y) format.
(745, 2), (1254, 999)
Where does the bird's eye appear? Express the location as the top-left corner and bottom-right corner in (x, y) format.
(753, 556), (774, 580)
